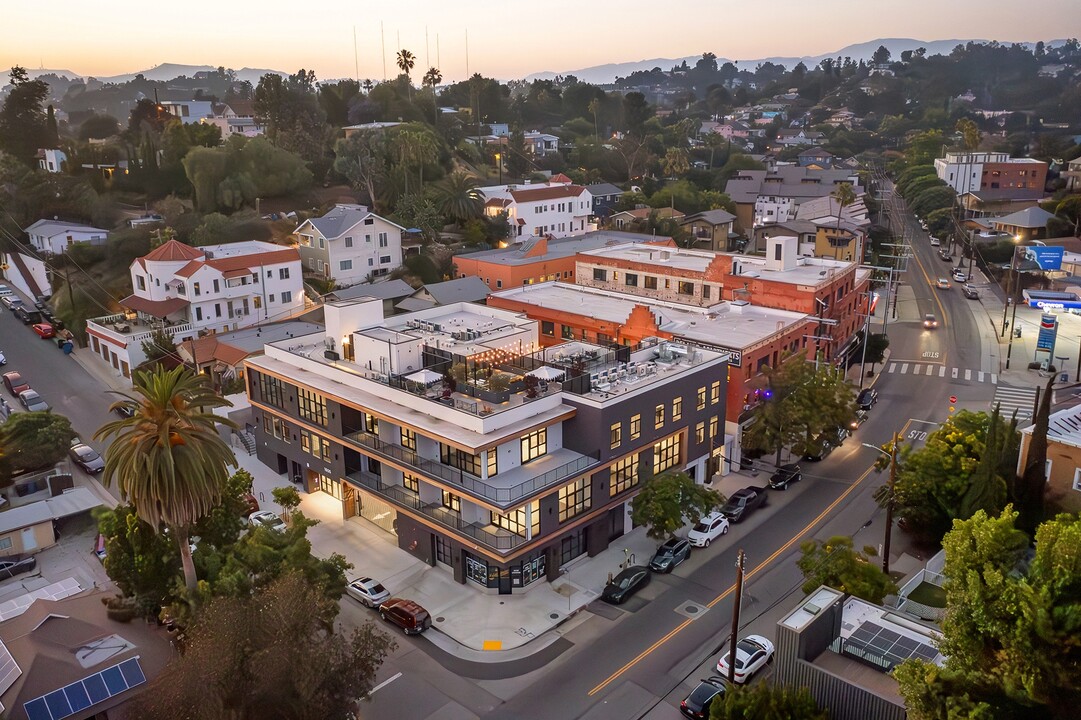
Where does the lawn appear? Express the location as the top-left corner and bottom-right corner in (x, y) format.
(906, 581), (947, 608)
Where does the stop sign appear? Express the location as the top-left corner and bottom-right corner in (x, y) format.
(949, 395), (957, 404)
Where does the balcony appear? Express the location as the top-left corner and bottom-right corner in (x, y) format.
(87, 313), (196, 346)
(343, 430), (599, 506)
(345, 471), (528, 551)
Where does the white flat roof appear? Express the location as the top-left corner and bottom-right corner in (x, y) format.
(581, 244), (715, 272)
(493, 282), (810, 351)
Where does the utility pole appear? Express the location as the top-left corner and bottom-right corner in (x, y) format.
(883, 431), (899, 575)
(1002, 245), (1020, 337)
(1006, 247), (1023, 369)
(727, 549), (746, 685)
(858, 294), (872, 390)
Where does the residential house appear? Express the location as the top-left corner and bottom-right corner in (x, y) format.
(934, 151), (1047, 199)
(989, 206), (1058, 242)
(326, 278), (415, 316)
(0, 488), (102, 558)
(524, 131), (560, 156)
(797, 147), (835, 168)
(454, 231), (672, 292)
(177, 320), (324, 388)
(23, 219), (109, 256)
(246, 299), (729, 592)
(714, 119), (752, 139)
(0, 592), (174, 720)
(159, 100), (215, 124)
(85, 239), (304, 380)
(795, 194), (871, 262)
(35, 148), (67, 173)
(609, 207), (684, 231)
(200, 100), (264, 138)
(292, 204), (404, 284)
(396, 277), (491, 312)
(585, 183), (625, 219)
(775, 129), (825, 148)
(1018, 403), (1081, 512)
(725, 166), (863, 233)
(343, 121), (402, 138)
(1064, 158), (1081, 192)
(479, 179), (593, 238)
(679, 209), (737, 252)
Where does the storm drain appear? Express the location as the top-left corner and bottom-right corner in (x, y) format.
(675, 601), (709, 620)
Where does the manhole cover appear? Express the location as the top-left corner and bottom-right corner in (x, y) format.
(549, 612), (559, 619)
(684, 605), (699, 614)
(435, 616), (445, 623)
(675, 602), (709, 620)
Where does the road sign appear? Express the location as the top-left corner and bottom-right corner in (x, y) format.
(949, 395), (957, 404)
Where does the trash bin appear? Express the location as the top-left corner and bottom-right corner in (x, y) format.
(62, 340), (74, 354)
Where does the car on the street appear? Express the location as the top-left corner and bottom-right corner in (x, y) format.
(1, 295), (23, 310)
(33, 295), (49, 311)
(240, 492), (259, 516)
(379, 598), (432, 635)
(0, 350), (6, 365)
(687, 511), (730, 547)
(69, 443), (105, 474)
(715, 635), (776, 684)
(720, 487), (768, 523)
(802, 436), (835, 462)
(923, 313), (939, 329)
(0, 284), (12, 296)
(248, 510), (287, 533)
(601, 565), (651, 604)
(18, 389), (49, 412)
(952, 269), (968, 282)
(849, 409), (869, 430)
(345, 577), (391, 608)
(857, 387), (878, 411)
(0, 555), (37, 580)
(112, 403), (135, 418)
(31, 323), (56, 339)
(2, 371), (30, 396)
(649, 537), (692, 573)
(938, 249), (953, 261)
(679, 676), (728, 719)
(768, 463), (802, 490)
(929, 236), (941, 246)
(962, 285), (980, 300)
(13, 306), (42, 325)
(935, 278), (951, 290)
(919, 220), (928, 231)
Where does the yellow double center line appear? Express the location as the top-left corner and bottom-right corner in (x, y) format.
(586, 421), (910, 698)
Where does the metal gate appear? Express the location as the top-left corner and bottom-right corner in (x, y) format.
(356, 488), (398, 535)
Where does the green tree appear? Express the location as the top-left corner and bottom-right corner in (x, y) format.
(128, 573), (396, 720)
(830, 181), (857, 234)
(663, 148), (690, 177)
(504, 129), (531, 179)
(710, 682), (828, 720)
(0, 411), (75, 485)
(435, 171), (483, 225)
(0, 66), (50, 165)
(797, 535), (897, 604)
(871, 45), (892, 65)
(140, 328), (177, 364)
(95, 504), (181, 610)
(955, 118), (981, 151)
(393, 193), (444, 241)
(254, 69), (327, 165)
(95, 367), (238, 593)
(396, 49), (416, 81)
(79, 113), (120, 141)
(272, 485), (301, 517)
(333, 130), (390, 208)
(630, 472), (723, 540)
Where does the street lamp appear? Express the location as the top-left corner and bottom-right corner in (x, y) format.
(494, 152), (502, 185)
(862, 431), (900, 575)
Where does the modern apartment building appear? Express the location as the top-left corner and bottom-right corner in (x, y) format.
(292, 204), (404, 284)
(86, 239), (303, 380)
(934, 151), (1047, 197)
(724, 167), (862, 233)
(245, 299), (727, 593)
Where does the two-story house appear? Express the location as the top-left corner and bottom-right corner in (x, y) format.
(245, 299), (728, 593)
(480, 180), (593, 238)
(24, 219), (109, 255)
(585, 183), (625, 219)
(85, 239), (303, 381)
(159, 100), (215, 124)
(292, 204), (404, 285)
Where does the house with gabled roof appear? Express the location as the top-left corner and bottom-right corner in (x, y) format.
(24, 220), (109, 256)
(292, 204), (404, 285)
(478, 178), (593, 238)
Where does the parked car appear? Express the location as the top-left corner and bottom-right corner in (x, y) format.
(69, 443), (105, 474)
(856, 387), (878, 411)
(952, 269), (968, 283)
(33, 295), (49, 311)
(0, 350), (6, 365)
(345, 577), (391, 608)
(962, 285), (980, 300)
(849, 409), (869, 430)
(2, 371), (30, 396)
(13, 306), (42, 325)
(923, 314), (938, 329)
(0, 555), (37, 580)
(929, 236), (941, 246)
(715, 635), (776, 684)
(720, 488), (768, 523)
(680, 677), (728, 719)
(0, 284), (11, 296)
(938, 250), (953, 261)
(18, 389), (49, 412)
(768, 463), (802, 490)
(687, 511), (730, 547)
(935, 278), (951, 290)
(649, 537), (692, 573)
(1, 295), (23, 310)
(112, 404), (135, 418)
(240, 492), (259, 516)
(379, 598), (432, 635)
(601, 565), (651, 604)
(248, 510), (287, 533)
(31, 323), (56, 339)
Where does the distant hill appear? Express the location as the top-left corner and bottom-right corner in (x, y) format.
(524, 38), (1069, 84)
(1, 63), (285, 89)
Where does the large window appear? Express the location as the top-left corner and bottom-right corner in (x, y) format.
(678, 281), (695, 295)
(297, 388), (328, 426)
(541, 321), (555, 336)
(625, 273), (638, 286)
(402, 473), (420, 493)
(644, 276), (658, 290)
(630, 414), (641, 440)
(710, 415), (719, 440)
(711, 381), (721, 405)
(672, 397), (682, 422)
(258, 373), (285, 408)
(301, 430), (332, 462)
(653, 435), (682, 474)
(696, 422), (705, 444)
(487, 449), (498, 477)
(592, 268), (607, 281)
(558, 478), (592, 522)
(697, 386), (706, 410)
(400, 427), (417, 451)
(610, 453), (640, 496)
(560, 530), (585, 565)
(435, 536), (451, 565)
(521, 428), (548, 463)
(441, 490), (461, 513)
(610, 422), (622, 450)
(441, 444), (483, 477)
(494, 500), (540, 537)
(364, 412), (379, 434)
(654, 404), (665, 430)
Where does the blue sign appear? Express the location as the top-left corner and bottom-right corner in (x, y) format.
(1023, 246), (1065, 271)
(1036, 313), (1058, 357)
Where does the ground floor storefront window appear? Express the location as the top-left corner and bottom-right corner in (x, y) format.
(463, 551), (547, 590)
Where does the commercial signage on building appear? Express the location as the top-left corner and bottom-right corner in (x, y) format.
(682, 338), (742, 367)
(1029, 299), (1081, 310)
(1036, 313), (1058, 357)
(1023, 245), (1065, 271)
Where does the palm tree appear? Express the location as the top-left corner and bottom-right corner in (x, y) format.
(95, 366), (238, 593)
(830, 182), (858, 240)
(422, 67), (442, 89)
(362, 79), (374, 93)
(436, 171), (484, 225)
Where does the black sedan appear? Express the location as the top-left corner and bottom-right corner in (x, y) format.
(0, 555), (37, 580)
(680, 676), (727, 719)
(768, 463), (802, 490)
(69, 443), (106, 474)
(601, 565), (651, 604)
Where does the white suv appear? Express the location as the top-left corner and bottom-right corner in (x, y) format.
(687, 512), (730, 548)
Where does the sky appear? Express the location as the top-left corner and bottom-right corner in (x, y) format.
(4, 0), (1079, 83)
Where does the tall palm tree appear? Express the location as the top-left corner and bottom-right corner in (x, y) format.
(396, 49), (415, 99)
(436, 171), (484, 225)
(831, 182), (858, 257)
(95, 366), (238, 593)
(422, 67), (442, 89)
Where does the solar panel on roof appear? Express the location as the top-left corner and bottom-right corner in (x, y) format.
(23, 658), (146, 720)
(0, 638), (21, 697)
(843, 621), (941, 670)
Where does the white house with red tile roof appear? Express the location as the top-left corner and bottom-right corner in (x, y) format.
(478, 178), (593, 238)
(85, 239), (304, 382)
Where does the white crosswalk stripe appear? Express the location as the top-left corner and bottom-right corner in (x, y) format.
(880, 363), (1000, 384)
(992, 385), (1038, 420)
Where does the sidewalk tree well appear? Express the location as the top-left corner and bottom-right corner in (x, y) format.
(95, 366), (238, 593)
(710, 682), (828, 720)
(894, 508), (1081, 720)
(796, 535), (897, 604)
(630, 471), (723, 540)
(0, 411), (75, 486)
(272, 485), (302, 518)
(127, 572), (396, 720)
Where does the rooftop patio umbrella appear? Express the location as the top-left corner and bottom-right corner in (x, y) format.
(527, 366), (566, 381)
(406, 368), (443, 385)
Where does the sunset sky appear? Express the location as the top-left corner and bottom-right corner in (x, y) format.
(4, 0), (1078, 82)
